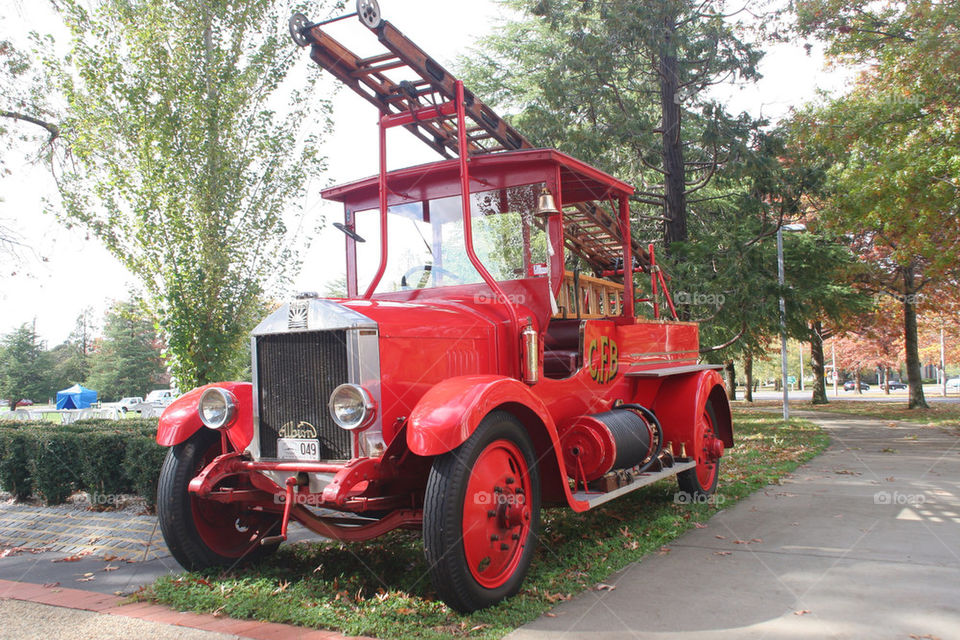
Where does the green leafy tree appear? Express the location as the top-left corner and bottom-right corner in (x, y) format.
(780, 232), (872, 404)
(87, 301), (167, 401)
(0, 25), (59, 167)
(791, 0), (960, 408)
(0, 323), (53, 409)
(45, 0), (333, 389)
(49, 307), (96, 386)
(0, 20), (59, 260)
(463, 0), (763, 248)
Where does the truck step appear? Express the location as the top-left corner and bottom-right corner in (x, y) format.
(572, 460), (696, 510)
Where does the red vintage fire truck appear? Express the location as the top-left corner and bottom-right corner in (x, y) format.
(155, 0), (732, 612)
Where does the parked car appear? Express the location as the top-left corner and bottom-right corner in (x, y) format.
(110, 396), (145, 413)
(143, 389), (180, 407)
(947, 378), (960, 392)
(844, 380), (870, 391)
(886, 381), (907, 390)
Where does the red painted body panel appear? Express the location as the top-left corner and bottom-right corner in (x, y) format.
(652, 370), (734, 449)
(156, 382), (254, 452)
(408, 375), (558, 456)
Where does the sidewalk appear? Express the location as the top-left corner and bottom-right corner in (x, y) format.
(0, 578), (370, 639)
(508, 411), (960, 639)
(0, 503), (351, 639)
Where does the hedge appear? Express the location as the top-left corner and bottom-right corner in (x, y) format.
(0, 418), (168, 508)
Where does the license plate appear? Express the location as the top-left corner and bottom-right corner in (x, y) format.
(276, 438), (320, 460)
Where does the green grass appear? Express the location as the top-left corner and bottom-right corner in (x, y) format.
(745, 399), (960, 430)
(145, 409), (828, 639)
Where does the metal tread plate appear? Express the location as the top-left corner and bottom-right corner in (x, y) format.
(572, 460), (697, 509)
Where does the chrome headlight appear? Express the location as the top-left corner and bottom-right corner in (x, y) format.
(328, 383), (376, 431)
(198, 387), (237, 430)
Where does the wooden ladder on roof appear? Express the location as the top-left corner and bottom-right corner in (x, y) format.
(289, 3), (650, 273)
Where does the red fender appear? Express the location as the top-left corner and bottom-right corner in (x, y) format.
(407, 375), (559, 457)
(651, 370), (733, 452)
(155, 382), (254, 451)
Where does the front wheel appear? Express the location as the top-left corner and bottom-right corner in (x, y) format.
(157, 429), (280, 571)
(423, 411), (541, 612)
(677, 398), (723, 497)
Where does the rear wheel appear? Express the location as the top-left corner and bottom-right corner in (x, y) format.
(157, 429), (280, 571)
(423, 411), (540, 612)
(678, 398), (723, 497)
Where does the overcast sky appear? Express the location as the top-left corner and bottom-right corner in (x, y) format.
(0, 0), (853, 346)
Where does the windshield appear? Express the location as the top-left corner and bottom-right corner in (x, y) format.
(355, 183), (548, 294)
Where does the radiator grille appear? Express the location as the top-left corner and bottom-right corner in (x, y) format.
(256, 331), (352, 460)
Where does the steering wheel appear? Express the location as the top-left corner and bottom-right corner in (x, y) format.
(400, 264), (464, 290)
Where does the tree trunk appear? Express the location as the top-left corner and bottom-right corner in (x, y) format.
(810, 321), (828, 405)
(744, 354), (754, 403)
(855, 369), (862, 394)
(724, 359), (736, 401)
(903, 265), (928, 408)
(883, 365), (890, 394)
(658, 14), (687, 248)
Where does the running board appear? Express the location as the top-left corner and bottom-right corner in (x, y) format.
(572, 460), (696, 509)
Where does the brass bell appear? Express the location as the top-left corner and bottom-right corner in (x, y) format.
(535, 188), (560, 216)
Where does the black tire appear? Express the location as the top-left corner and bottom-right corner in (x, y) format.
(677, 398), (721, 498)
(157, 429), (280, 571)
(423, 410), (541, 612)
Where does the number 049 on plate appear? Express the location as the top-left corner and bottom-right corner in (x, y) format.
(277, 438), (320, 460)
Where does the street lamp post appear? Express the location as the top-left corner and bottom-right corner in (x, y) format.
(778, 223), (807, 421)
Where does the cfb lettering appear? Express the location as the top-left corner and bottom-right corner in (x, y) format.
(588, 337), (618, 383)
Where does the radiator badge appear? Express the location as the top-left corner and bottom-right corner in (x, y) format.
(279, 421), (318, 439)
(288, 299), (309, 329)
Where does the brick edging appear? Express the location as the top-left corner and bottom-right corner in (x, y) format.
(0, 579), (375, 640)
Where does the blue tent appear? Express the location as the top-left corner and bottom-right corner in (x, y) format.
(56, 384), (98, 410)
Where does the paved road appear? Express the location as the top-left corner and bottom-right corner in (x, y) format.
(508, 411), (960, 640)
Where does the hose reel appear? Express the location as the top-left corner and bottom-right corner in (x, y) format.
(559, 404), (663, 483)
